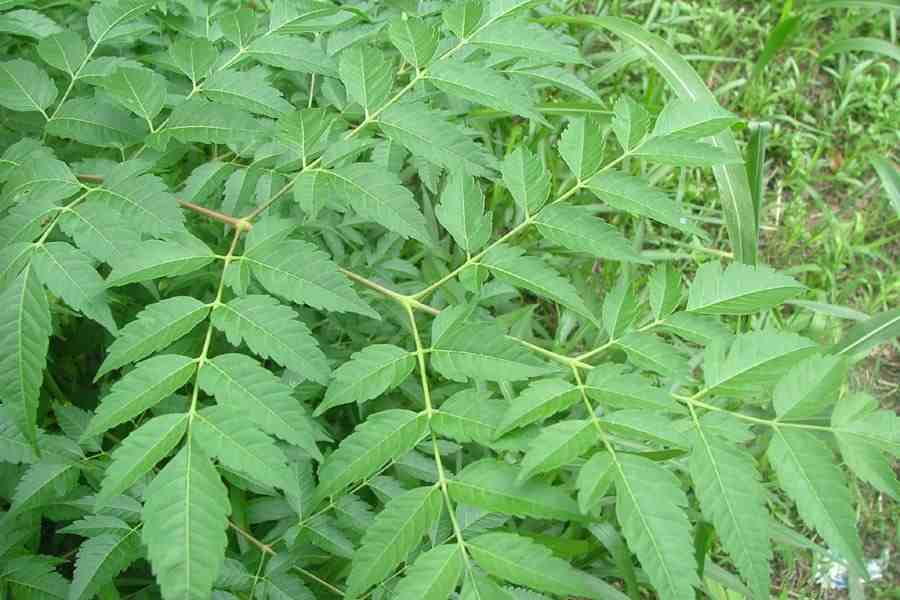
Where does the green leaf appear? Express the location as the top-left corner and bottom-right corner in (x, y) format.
(57, 202), (140, 265)
(437, 171), (492, 253)
(393, 544), (464, 600)
(378, 103), (497, 177)
(507, 64), (602, 102)
(85, 162), (185, 237)
(245, 35), (338, 77)
(634, 136), (742, 168)
(100, 66), (167, 122)
(583, 363), (679, 411)
(558, 115), (604, 180)
(443, 0), (483, 38)
(603, 272), (638, 338)
(602, 410), (687, 448)
(0, 59), (57, 113)
(820, 36), (900, 62)
(690, 422), (770, 599)
(69, 529), (141, 600)
(87, 0), (156, 44)
(276, 108), (333, 165)
(501, 146), (550, 216)
(0, 9), (62, 39)
(615, 453), (699, 600)
(244, 239), (378, 318)
(773, 355), (848, 420)
(649, 263), (682, 320)
(199, 354), (323, 461)
(584, 171), (705, 237)
(219, 7), (256, 48)
(345, 485), (443, 598)
(8, 458), (80, 516)
(154, 98), (261, 147)
(315, 344), (415, 415)
(46, 99), (146, 148)
(767, 429), (866, 577)
(652, 97), (739, 140)
(142, 442), (231, 600)
(0, 197), (58, 249)
(0, 242), (35, 290)
(659, 312), (732, 346)
(97, 296), (210, 379)
(315, 409), (428, 502)
(495, 378), (580, 437)
(0, 266), (51, 449)
(545, 15), (758, 265)
(316, 163), (432, 244)
(99, 413), (188, 501)
(389, 15), (439, 68)
(447, 459), (584, 522)
(1, 555), (70, 599)
(577, 452), (615, 514)
(212, 294), (330, 385)
(106, 236), (214, 287)
(832, 394), (900, 500)
(339, 45), (393, 114)
(703, 331), (818, 399)
(193, 405), (292, 491)
(430, 320), (555, 382)
(611, 95), (651, 151)
(169, 37), (218, 84)
(471, 21), (584, 64)
(687, 262), (804, 315)
(1, 156), (80, 210)
(518, 419), (595, 482)
(0, 405), (39, 464)
(534, 204), (648, 264)
(831, 307), (900, 360)
(85, 355), (196, 437)
(38, 32), (86, 76)
(467, 532), (621, 600)
(481, 244), (595, 322)
(33, 241), (116, 333)
(202, 67), (293, 118)
(870, 155), (900, 216)
(433, 389), (506, 446)
(428, 61), (543, 123)
(616, 332), (690, 379)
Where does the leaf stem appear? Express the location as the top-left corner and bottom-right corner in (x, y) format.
(402, 302), (473, 572)
(671, 393), (836, 432)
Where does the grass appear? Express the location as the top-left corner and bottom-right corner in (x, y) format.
(589, 1), (898, 597)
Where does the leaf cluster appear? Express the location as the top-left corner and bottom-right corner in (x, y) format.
(0, 2), (897, 600)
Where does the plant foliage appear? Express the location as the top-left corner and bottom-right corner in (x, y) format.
(0, 2), (897, 600)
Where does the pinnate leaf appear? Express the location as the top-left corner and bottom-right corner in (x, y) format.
(467, 532), (620, 600)
(97, 296), (210, 379)
(199, 354), (323, 461)
(615, 453), (699, 600)
(0, 266), (50, 449)
(315, 344), (415, 415)
(99, 413), (188, 501)
(315, 409), (428, 502)
(768, 429), (866, 577)
(345, 485), (443, 598)
(142, 442), (231, 600)
(212, 294), (330, 385)
(687, 262), (804, 315)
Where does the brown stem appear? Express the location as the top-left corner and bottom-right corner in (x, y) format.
(229, 520), (274, 555)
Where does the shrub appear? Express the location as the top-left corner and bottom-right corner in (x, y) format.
(0, 2), (897, 600)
